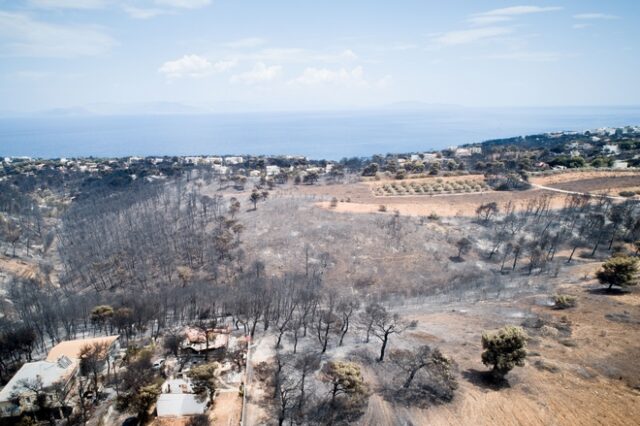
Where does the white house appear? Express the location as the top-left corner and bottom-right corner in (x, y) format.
(224, 156), (244, 165)
(454, 148), (472, 157)
(266, 165), (280, 176)
(613, 160), (629, 169)
(212, 164), (229, 175)
(0, 357), (77, 418)
(602, 144), (620, 155)
(422, 153), (438, 160)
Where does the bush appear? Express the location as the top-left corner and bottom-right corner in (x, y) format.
(378, 205), (387, 212)
(427, 212), (439, 220)
(619, 191), (636, 198)
(553, 294), (577, 309)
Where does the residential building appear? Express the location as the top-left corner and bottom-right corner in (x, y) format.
(266, 165), (280, 176)
(46, 335), (120, 375)
(0, 356), (76, 418)
(224, 156), (244, 165)
(182, 326), (230, 354)
(602, 144), (620, 155)
(454, 148), (472, 157)
(46, 336), (120, 364)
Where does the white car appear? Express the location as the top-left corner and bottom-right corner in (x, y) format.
(152, 358), (165, 369)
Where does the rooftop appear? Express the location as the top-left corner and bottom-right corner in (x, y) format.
(156, 394), (206, 417)
(46, 335), (119, 362)
(0, 357), (77, 402)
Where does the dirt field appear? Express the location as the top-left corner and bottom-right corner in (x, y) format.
(299, 170), (640, 217)
(210, 391), (242, 425)
(357, 261), (640, 426)
(531, 171), (640, 195)
(529, 170), (640, 186)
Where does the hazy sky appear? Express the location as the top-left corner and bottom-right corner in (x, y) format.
(0, 1), (638, 112)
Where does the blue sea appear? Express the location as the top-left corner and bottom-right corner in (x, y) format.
(1, 107), (639, 160)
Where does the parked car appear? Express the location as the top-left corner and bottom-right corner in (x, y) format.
(152, 358), (165, 369)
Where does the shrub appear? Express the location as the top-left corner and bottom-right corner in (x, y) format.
(619, 191), (636, 198)
(427, 212), (439, 220)
(553, 294), (577, 309)
(378, 205), (387, 212)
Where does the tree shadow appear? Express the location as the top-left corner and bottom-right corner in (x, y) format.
(461, 369), (510, 391)
(586, 287), (630, 296)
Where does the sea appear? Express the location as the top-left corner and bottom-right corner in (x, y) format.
(1, 106), (639, 160)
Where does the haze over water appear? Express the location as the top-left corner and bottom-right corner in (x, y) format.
(2, 106), (639, 160)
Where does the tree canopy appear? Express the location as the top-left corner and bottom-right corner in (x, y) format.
(481, 326), (527, 380)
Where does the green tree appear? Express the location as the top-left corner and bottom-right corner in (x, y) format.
(116, 349), (158, 418)
(188, 363), (219, 404)
(129, 384), (161, 418)
(596, 255), (638, 290)
(481, 326), (527, 381)
(90, 305), (114, 333)
(361, 163), (379, 177)
(321, 361), (368, 407)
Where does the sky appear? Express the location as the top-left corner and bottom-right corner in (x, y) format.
(0, 0), (638, 113)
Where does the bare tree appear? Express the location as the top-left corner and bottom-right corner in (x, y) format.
(337, 297), (360, 346)
(368, 306), (417, 361)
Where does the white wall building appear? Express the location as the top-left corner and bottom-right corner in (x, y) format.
(266, 165), (280, 176)
(602, 144), (620, 155)
(225, 156), (244, 165)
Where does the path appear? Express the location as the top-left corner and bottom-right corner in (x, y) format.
(529, 183), (628, 201)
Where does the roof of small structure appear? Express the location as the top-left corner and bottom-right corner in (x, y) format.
(156, 393), (207, 417)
